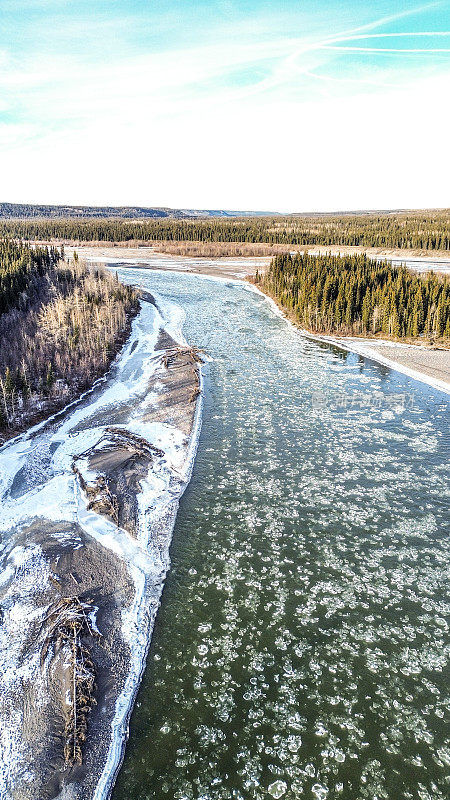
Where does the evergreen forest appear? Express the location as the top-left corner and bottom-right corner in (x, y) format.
(255, 252), (450, 340)
(1, 209), (449, 251)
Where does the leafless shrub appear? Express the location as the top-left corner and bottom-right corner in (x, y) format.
(152, 240), (284, 258)
(0, 259), (139, 430)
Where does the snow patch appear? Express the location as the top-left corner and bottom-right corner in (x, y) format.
(0, 291), (204, 799)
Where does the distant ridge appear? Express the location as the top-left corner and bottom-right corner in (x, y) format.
(0, 203), (278, 220)
(1, 203), (447, 221)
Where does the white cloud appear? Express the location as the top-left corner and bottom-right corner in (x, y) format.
(2, 69), (449, 212)
(1, 7), (449, 211)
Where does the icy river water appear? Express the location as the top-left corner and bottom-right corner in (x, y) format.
(106, 268), (450, 800)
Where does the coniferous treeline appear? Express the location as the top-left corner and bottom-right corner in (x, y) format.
(0, 209), (449, 250)
(0, 239), (61, 314)
(0, 240), (139, 433)
(255, 252), (450, 340)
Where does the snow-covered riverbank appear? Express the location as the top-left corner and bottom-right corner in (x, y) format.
(0, 293), (203, 800)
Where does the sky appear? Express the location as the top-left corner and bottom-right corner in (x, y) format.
(0, 0), (449, 212)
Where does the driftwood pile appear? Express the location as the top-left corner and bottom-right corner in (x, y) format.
(103, 426), (165, 458)
(159, 345), (204, 403)
(41, 597), (100, 766)
(72, 461), (119, 524)
(159, 345), (205, 369)
(87, 475), (119, 523)
(72, 426), (165, 525)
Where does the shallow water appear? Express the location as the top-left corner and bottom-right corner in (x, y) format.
(112, 268), (449, 800)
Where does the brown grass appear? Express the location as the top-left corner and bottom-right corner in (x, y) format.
(34, 239), (298, 258)
(151, 240), (297, 258)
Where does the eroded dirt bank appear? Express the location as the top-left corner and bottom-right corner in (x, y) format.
(0, 293), (203, 799)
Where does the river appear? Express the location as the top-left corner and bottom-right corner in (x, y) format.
(108, 267), (449, 800)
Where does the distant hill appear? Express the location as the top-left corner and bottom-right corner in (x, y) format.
(0, 203), (277, 220)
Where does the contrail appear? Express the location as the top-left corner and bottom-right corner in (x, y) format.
(323, 46), (450, 53)
(336, 31), (450, 40)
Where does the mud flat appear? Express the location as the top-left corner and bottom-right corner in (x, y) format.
(0, 292), (203, 799)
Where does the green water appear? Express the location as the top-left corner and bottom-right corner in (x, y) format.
(112, 269), (449, 800)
